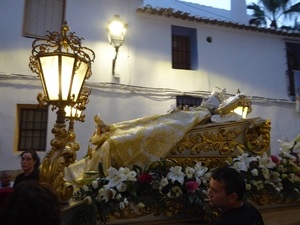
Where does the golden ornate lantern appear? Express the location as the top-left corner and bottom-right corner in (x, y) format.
(29, 21), (95, 202)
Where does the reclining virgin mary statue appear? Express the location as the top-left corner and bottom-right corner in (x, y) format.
(64, 88), (245, 186)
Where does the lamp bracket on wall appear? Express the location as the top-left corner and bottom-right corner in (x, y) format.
(112, 46), (120, 77)
(107, 15), (127, 77)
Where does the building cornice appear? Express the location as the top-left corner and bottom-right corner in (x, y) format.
(137, 5), (300, 38)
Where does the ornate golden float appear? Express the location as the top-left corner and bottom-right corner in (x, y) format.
(61, 91), (300, 225)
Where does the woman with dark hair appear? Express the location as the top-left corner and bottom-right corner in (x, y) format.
(1, 180), (61, 225)
(13, 150), (40, 188)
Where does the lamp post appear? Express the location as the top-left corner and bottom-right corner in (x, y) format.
(65, 86), (91, 125)
(29, 21), (95, 202)
(65, 86), (91, 155)
(107, 15), (127, 76)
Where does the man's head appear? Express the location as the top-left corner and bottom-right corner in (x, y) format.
(0, 171), (12, 188)
(207, 166), (245, 210)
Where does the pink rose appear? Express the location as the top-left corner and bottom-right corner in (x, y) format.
(185, 181), (199, 193)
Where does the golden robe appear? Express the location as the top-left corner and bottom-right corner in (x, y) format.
(64, 107), (211, 186)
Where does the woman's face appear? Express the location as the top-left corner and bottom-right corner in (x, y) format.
(21, 152), (36, 174)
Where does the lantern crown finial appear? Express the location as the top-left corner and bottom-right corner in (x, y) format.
(29, 22), (95, 106)
(61, 21), (69, 34)
(29, 21), (95, 75)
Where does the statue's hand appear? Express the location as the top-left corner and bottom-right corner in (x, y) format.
(90, 132), (109, 146)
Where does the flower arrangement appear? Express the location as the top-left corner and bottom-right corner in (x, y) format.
(69, 135), (300, 225)
(230, 151), (300, 205)
(70, 160), (214, 225)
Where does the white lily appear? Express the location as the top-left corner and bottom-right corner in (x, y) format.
(278, 139), (294, 152)
(119, 167), (137, 181)
(231, 160), (248, 172)
(106, 167), (128, 188)
(194, 162), (208, 178)
(257, 152), (276, 169)
(167, 166), (185, 185)
(237, 153), (257, 168)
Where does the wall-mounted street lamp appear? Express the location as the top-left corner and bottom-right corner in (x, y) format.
(107, 15), (127, 76)
(29, 21), (95, 202)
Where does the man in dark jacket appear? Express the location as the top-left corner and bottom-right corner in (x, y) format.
(208, 167), (265, 225)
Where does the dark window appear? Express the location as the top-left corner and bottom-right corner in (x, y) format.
(286, 42), (300, 100)
(176, 96), (203, 109)
(22, 0), (66, 38)
(171, 26), (198, 70)
(172, 35), (191, 69)
(18, 105), (48, 151)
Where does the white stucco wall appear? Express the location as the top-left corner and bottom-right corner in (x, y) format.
(0, 0), (299, 171)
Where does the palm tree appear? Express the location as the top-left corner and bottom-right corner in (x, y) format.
(247, 0), (300, 29)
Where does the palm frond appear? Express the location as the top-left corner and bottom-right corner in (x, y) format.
(284, 2), (300, 14)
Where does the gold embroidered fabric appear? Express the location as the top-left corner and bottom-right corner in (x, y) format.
(65, 108), (211, 186)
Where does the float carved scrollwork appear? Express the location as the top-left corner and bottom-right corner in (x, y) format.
(107, 203), (160, 222)
(172, 126), (245, 155)
(245, 119), (271, 155)
(250, 192), (300, 206)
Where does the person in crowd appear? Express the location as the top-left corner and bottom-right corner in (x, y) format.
(0, 171), (13, 217)
(207, 166), (265, 225)
(13, 150), (40, 188)
(1, 180), (61, 225)
(0, 171), (13, 188)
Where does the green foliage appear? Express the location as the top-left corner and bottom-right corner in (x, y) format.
(247, 0), (300, 29)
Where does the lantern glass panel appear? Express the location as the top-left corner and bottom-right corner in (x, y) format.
(61, 55), (75, 101)
(65, 105), (76, 118)
(39, 55), (59, 101)
(233, 106), (248, 119)
(71, 60), (89, 102)
(64, 105), (83, 119)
